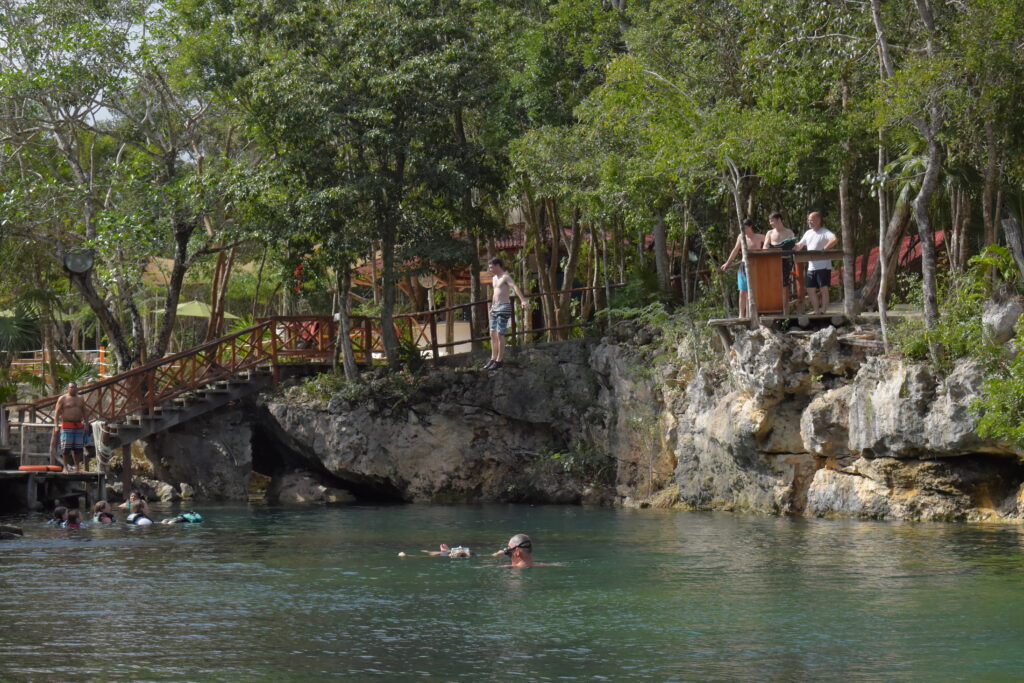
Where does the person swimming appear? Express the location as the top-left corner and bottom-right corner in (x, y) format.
(47, 506), (69, 526)
(63, 509), (83, 529)
(161, 512), (203, 525)
(126, 501), (153, 526)
(420, 543), (475, 558)
(92, 500), (114, 524)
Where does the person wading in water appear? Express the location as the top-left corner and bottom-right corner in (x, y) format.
(484, 258), (530, 371)
(53, 382), (89, 472)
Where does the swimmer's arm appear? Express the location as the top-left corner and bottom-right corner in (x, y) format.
(53, 397), (64, 430)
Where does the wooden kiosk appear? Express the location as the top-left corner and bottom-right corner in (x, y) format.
(746, 249), (844, 315)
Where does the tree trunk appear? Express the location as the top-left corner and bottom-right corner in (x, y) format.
(470, 235), (483, 351)
(913, 135), (943, 341)
(1001, 218), (1024, 278)
(839, 79), (856, 318)
(68, 271), (132, 372)
(379, 226), (400, 370)
(860, 187), (913, 310)
(557, 207), (584, 339)
(335, 265), (359, 380)
(653, 209), (671, 296)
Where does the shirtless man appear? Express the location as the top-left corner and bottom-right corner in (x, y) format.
(485, 258), (530, 371)
(720, 219), (764, 318)
(490, 533), (537, 567)
(53, 382), (89, 472)
(765, 212), (797, 314)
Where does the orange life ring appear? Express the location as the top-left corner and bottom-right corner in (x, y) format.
(18, 465), (63, 472)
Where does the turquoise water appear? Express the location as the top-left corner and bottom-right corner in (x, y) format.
(1, 504), (1023, 681)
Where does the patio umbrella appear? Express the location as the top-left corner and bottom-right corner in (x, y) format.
(155, 300), (240, 319)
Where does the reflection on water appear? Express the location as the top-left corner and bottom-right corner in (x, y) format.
(1, 504), (1023, 680)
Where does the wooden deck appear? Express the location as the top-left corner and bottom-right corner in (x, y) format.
(0, 470), (106, 510)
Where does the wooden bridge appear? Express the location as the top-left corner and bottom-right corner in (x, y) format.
(0, 286), (615, 500)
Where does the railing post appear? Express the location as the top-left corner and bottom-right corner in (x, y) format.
(19, 409), (27, 466)
(363, 319), (372, 365)
(0, 405), (7, 449)
(270, 318), (280, 384)
(428, 312), (439, 361)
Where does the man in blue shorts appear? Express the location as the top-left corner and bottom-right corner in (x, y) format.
(484, 258), (530, 371)
(53, 382), (89, 472)
(720, 219), (764, 318)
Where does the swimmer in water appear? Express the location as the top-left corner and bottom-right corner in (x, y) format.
(92, 500), (114, 524)
(490, 533), (558, 568)
(126, 501), (153, 526)
(420, 543), (475, 558)
(47, 506), (69, 526)
(63, 509), (83, 529)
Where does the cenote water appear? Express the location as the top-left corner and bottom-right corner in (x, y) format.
(2, 504), (1023, 681)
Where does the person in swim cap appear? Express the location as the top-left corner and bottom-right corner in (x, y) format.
(491, 533), (534, 568)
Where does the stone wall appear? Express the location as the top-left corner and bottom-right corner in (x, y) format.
(139, 325), (1024, 521)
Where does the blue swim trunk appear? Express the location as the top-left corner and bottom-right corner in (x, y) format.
(489, 302), (513, 334)
(736, 266), (748, 292)
(60, 425), (85, 452)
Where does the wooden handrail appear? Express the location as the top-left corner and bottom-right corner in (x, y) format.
(5, 284), (621, 425)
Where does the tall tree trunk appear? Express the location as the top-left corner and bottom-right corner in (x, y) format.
(68, 270), (132, 372)
(860, 188), (913, 309)
(982, 118), (998, 250)
(335, 265), (359, 380)
(913, 135), (943, 344)
(652, 209), (671, 296)
(379, 226), (400, 369)
(557, 207), (584, 338)
(839, 79), (856, 318)
(470, 236), (483, 351)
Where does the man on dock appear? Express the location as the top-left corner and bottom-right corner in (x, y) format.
(720, 219), (764, 318)
(765, 212), (796, 314)
(53, 382), (89, 473)
(484, 258), (530, 371)
(795, 212), (838, 315)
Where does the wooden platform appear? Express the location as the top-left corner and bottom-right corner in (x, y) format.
(0, 470), (106, 510)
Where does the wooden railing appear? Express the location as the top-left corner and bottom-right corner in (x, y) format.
(1, 284), (618, 448)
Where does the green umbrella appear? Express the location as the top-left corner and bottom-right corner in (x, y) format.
(155, 300), (240, 319)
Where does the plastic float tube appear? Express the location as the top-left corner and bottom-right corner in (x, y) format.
(18, 465), (63, 472)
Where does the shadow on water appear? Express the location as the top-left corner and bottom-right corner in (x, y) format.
(1, 504), (1023, 681)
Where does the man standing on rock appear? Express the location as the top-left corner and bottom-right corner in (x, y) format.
(794, 211), (838, 315)
(485, 258), (530, 371)
(53, 382), (89, 472)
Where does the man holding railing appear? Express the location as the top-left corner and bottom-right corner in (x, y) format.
(53, 382), (89, 473)
(484, 258), (530, 371)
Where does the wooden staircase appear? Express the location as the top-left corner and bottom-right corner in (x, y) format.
(100, 369), (274, 452)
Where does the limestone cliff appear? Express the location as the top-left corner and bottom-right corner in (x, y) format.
(141, 325), (1024, 521)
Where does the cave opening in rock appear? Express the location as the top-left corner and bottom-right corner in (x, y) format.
(250, 421), (406, 503)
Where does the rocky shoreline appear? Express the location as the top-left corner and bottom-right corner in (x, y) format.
(136, 324), (1024, 522)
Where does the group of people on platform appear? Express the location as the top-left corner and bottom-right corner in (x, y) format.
(47, 491), (202, 528)
(720, 211), (838, 317)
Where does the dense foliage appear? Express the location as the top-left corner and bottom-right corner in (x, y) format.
(2, 0), (1024, 413)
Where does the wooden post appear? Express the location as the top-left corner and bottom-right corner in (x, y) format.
(428, 311), (439, 361)
(26, 473), (38, 511)
(120, 444), (131, 501)
(0, 406), (7, 449)
(270, 320), (280, 384)
(363, 319), (372, 365)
